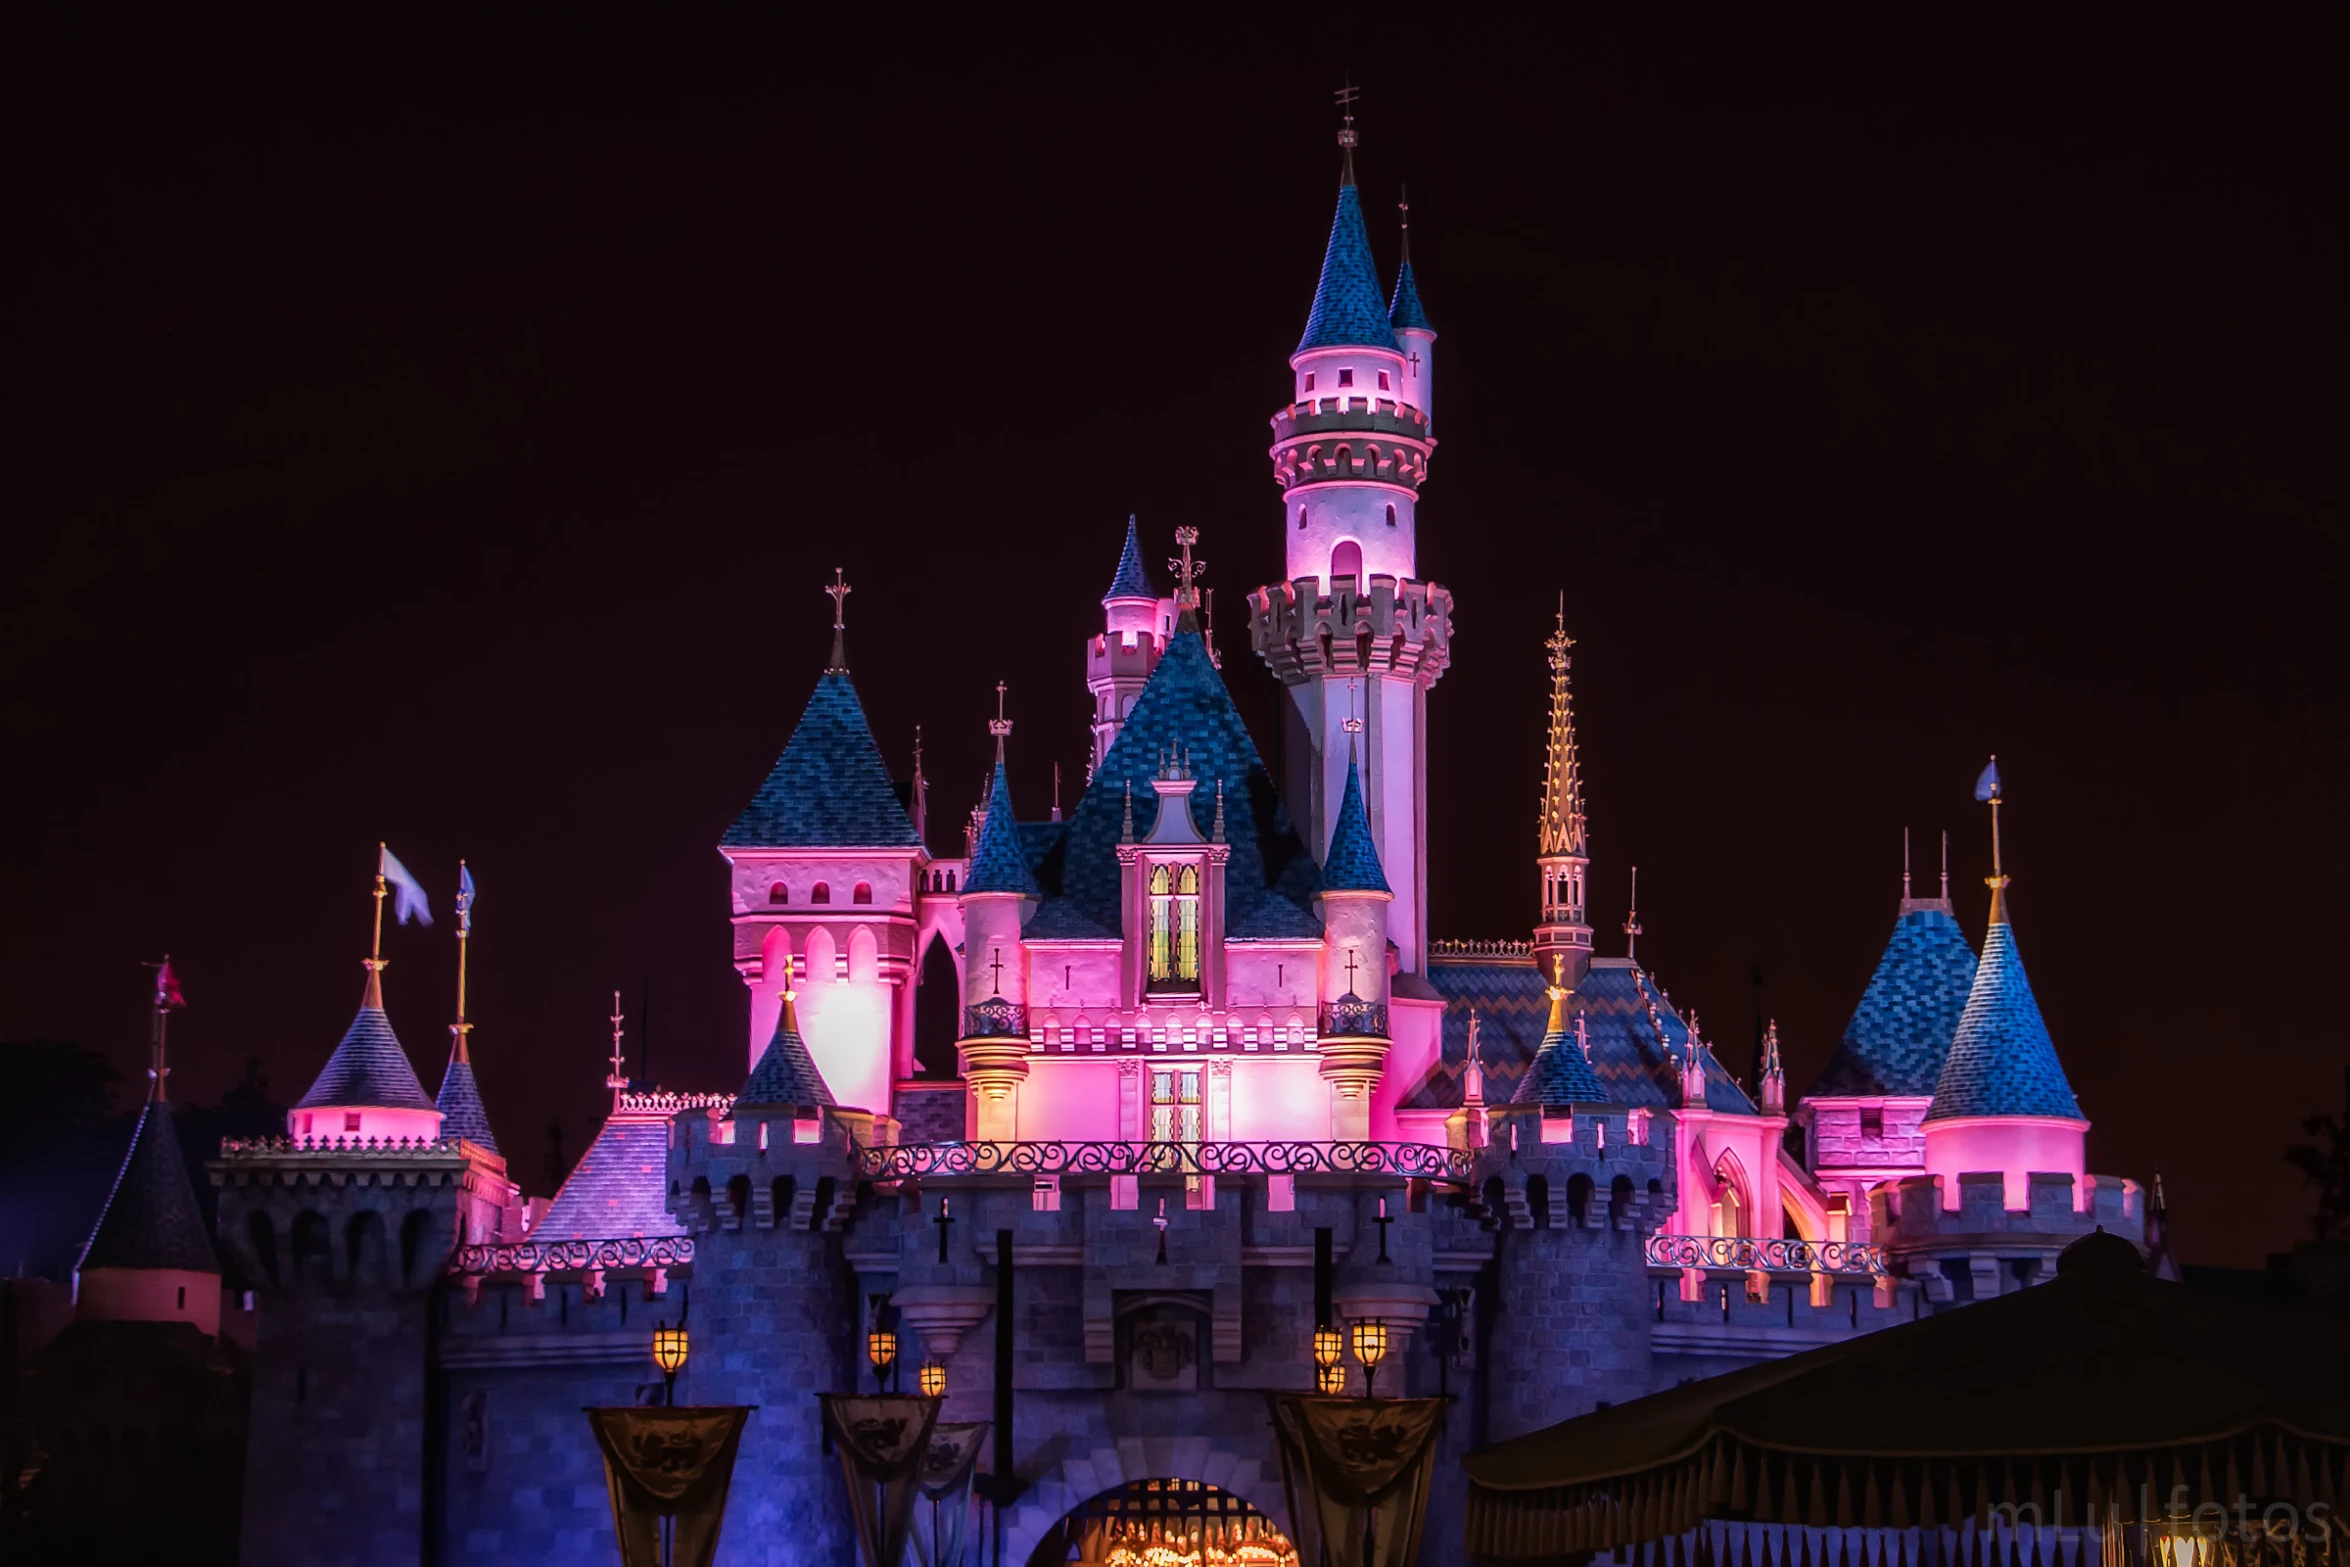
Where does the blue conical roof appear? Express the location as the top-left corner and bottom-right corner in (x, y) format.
(1812, 904), (1978, 1098)
(1297, 184), (1401, 354)
(1319, 752), (1389, 894)
(1105, 516), (1155, 601)
(738, 996), (836, 1108)
(723, 671), (921, 849)
(1511, 1002), (1610, 1107)
(79, 1099), (219, 1275)
(1389, 259), (1431, 333)
(297, 980), (437, 1112)
(435, 1054), (498, 1153)
(1926, 902), (2083, 1121)
(965, 758), (1041, 897)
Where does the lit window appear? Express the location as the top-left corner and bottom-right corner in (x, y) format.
(1150, 1067), (1202, 1144)
(1337, 369), (1354, 387)
(769, 882), (789, 904)
(1376, 370), (1390, 391)
(1146, 864), (1202, 990)
(811, 882), (831, 905)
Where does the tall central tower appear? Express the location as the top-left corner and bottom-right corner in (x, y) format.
(1247, 107), (1453, 976)
(1532, 610), (1594, 983)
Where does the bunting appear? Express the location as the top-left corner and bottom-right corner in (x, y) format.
(585, 1405), (753, 1567)
(820, 1393), (943, 1567)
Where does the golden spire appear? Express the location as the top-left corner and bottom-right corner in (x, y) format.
(364, 843), (389, 1009)
(1544, 954), (1572, 1035)
(1539, 597), (1586, 859)
(1981, 754), (2010, 926)
(450, 860), (474, 1065)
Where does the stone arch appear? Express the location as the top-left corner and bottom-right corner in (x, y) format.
(290, 1210), (332, 1286)
(761, 924), (793, 984)
(847, 925), (879, 984)
(1711, 1150), (1752, 1238)
(803, 926), (838, 985)
(912, 932), (961, 1078)
(1330, 539), (1363, 586)
(852, 880), (873, 905)
(345, 1209), (389, 1287)
(1001, 1441), (1292, 1567)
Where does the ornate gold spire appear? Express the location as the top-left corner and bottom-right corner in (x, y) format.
(1539, 600), (1585, 859)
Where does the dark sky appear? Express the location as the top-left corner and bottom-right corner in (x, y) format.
(5, 9), (2343, 1266)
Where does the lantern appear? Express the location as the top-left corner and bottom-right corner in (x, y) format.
(651, 1323), (689, 1404)
(867, 1327), (898, 1391)
(1350, 1318), (1389, 1397)
(1311, 1325), (1343, 1369)
(1315, 1362), (1347, 1395)
(918, 1359), (947, 1398)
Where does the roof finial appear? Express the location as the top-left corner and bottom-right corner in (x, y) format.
(1760, 1019), (1785, 1113)
(1343, 682), (1364, 763)
(606, 989), (629, 1108)
(1463, 1008), (1485, 1107)
(1121, 779), (1136, 844)
(1975, 756), (2009, 925)
(1623, 866), (1642, 962)
(1940, 829), (1950, 901)
(1334, 82), (1361, 186)
(1545, 953), (1570, 1034)
(1397, 183), (1411, 266)
(990, 680), (1012, 764)
(1052, 761), (1063, 823)
(366, 843), (390, 1006)
(910, 724), (928, 842)
(144, 955), (186, 1103)
(825, 568), (852, 673)
(1168, 526), (1205, 617)
(1902, 828), (1912, 904)
(1539, 598), (1586, 860)
(451, 860), (475, 1065)
(1211, 779), (1226, 843)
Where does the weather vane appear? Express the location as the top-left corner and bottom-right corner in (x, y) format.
(990, 681), (1012, 759)
(1168, 527), (1205, 610)
(826, 568), (851, 630)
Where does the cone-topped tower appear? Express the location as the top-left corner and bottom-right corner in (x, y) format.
(435, 862), (499, 1153)
(1532, 604), (1593, 984)
(293, 862), (445, 1144)
(1249, 91), (1453, 976)
(1086, 516), (1174, 773)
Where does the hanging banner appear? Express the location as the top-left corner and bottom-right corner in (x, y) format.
(909, 1421), (991, 1567)
(1269, 1395), (1447, 1567)
(585, 1405), (754, 1567)
(819, 1393), (944, 1567)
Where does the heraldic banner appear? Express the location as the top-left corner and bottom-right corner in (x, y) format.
(909, 1421), (991, 1567)
(585, 1405), (754, 1567)
(1268, 1395), (1448, 1567)
(819, 1393), (945, 1567)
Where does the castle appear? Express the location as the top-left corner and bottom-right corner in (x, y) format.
(53, 117), (2146, 1567)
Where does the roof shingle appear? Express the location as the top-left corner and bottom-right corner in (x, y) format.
(722, 671), (920, 849)
(1811, 904), (1978, 1099)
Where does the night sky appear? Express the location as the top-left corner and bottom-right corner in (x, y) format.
(6, 10), (2343, 1266)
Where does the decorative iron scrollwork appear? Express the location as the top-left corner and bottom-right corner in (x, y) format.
(853, 1139), (1473, 1184)
(961, 998), (1027, 1040)
(449, 1235), (697, 1277)
(1643, 1233), (1886, 1276)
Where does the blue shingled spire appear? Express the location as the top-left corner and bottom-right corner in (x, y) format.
(435, 1057), (498, 1153)
(297, 977), (437, 1113)
(1105, 515), (1155, 601)
(1298, 183), (1402, 354)
(1813, 904), (1978, 1098)
(1926, 901), (2082, 1121)
(1388, 260), (1431, 333)
(738, 992), (836, 1108)
(1511, 988), (1610, 1108)
(1319, 750), (1389, 894)
(724, 670), (921, 849)
(964, 758), (1041, 897)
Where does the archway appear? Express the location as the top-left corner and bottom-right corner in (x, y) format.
(1001, 1439), (1291, 1567)
(912, 932), (961, 1078)
(1022, 1480), (1295, 1567)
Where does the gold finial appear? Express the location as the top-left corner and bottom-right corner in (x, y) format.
(1977, 755), (2009, 925)
(365, 843), (390, 1007)
(1168, 527), (1205, 613)
(451, 859), (474, 1065)
(1334, 82), (1361, 184)
(607, 989), (629, 1105)
(1545, 953), (1570, 1034)
(825, 569), (852, 672)
(1622, 866), (1642, 962)
(989, 680), (1012, 762)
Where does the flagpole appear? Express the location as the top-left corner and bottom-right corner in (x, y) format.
(151, 954), (171, 1104)
(371, 842), (389, 974)
(452, 860), (472, 1065)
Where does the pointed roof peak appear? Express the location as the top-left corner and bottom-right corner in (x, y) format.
(723, 666), (922, 849)
(824, 569), (853, 674)
(1926, 897), (2082, 1122)
(78, 1099), (218, 1279)
(739, 986), (837, 1109)
(1320, 749), (1389, 894)
(297, 975), (437, 1112)
(1388, 185), (1432, 333)
(1811, 897), (1977, 1099)
(965, 753), (1041, 897)
(1511, 971), (1610, 1109)
(1105, 515), (1155, 601)
(1297, 183), (1400, 355)
(435, 1057), (498, 1153)
(1539, 604), (1586, 861)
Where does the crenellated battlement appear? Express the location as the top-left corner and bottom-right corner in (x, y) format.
(1246, 572), (1454, 687)
(1269, 398), (1435, 492)
(1873, 1171), (2142, 1306)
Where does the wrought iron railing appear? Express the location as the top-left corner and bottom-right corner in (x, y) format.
(1318, 998), (1388, 1038)
(854, 1139), (1474, 1184)
(1644, 1233), (1887, 1276)
(450, 1236), (696, 1277)
(961, 998), (1027, 1039)
(1428, 938), (1536, 960)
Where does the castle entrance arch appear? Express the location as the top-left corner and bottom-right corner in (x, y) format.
(1020, 1479), (1297, 1567)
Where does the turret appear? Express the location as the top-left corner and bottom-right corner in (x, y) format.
(1921, 761), (2089, 1211)
(1315, 741), (1392, 1139)
(958, 695), (1039, 1137)
(1390, 186), (1435, 427)
(1086, 516), (1173, 774)
(1532, 606), (1594, 984)
(1247, 105), (1453, 978)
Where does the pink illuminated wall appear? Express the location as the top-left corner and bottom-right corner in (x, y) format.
(1921, 1115), (2089, 1210)
(287, 1106), (444, 1143)
(76, 1267), (222, 1336)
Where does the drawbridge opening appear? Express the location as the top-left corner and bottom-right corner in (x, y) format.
(1025, 1478), (1296, 1567)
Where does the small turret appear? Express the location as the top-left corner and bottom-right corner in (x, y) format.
(1087, 517), (1173, 773)
(1389, 186), (1436, 426)
(959, 693), (1039, 1137)
(1759, 1019), (1785, 1113)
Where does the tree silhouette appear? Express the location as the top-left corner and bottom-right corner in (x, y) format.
(2286, 1066), (2350, 1242)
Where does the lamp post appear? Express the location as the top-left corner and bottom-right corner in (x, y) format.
(866, 1327), (899, 1394)
(918, 1359), (947, 1398)
(651, 1322), (690, 1406)
(1350, 1318), (1389, 1398)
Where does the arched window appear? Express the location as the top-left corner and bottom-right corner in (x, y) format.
(769, 882), (789, 904)
(811, 882), (831, 905)
(1331, 540), (1363, 585)
(852, 881), (873, 905)
(1712, 1154), (1748, 1238)
(1145, 864), (1203, 990)
(1297, 506), (1309, 531)
(1385, 503), (1397, 527)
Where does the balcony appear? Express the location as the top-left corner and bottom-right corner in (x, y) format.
(853, 1138), (1473, 1185)
(1644, 1233), (1888, 1276)
(960, 998), (1027, 1040)
(1318, 997), (1387, 1039)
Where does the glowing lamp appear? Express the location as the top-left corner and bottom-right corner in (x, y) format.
(918, 1359), (947, 1398)
(651, 1322), (689, 1404)
(867, 1326), (898, 1391)
(1315, 1362), (1347, 1395)
(2153, 1516), (2215, 1567)
(1350, 1318), (1389, 1397)
(1312, 1325), (1343, 1369)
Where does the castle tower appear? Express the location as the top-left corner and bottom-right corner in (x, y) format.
(435, 863), (500, 1153)
(1086, 517), (1173, 775)
(1532, 609), (1594, 983)
(1247, 108), (1452, 975)
(957, 698), (1039, 1138)
(1921, 767), (2088, 1211)
(1315, 742), (1393, 1139)
(720, 573), (927, 1113)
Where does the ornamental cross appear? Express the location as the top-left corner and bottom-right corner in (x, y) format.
(825, 568), (851, 630)
(1168, 527), (1204, 610)
(1372, 1196), (1396, 1263)
(988, 946), (1005, 995)
(934, 1196), (954, 1263)
(1343, 947), (1360, 994)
